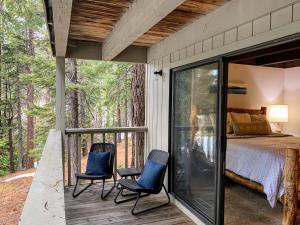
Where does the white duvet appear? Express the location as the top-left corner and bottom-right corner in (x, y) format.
(226, 135), (300, 207)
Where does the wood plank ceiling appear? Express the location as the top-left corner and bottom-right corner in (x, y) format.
(69, 0), (227, 47)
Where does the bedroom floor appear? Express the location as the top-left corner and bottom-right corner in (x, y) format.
(224, 180), (300, 225)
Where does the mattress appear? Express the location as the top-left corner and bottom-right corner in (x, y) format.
(226, 135), (300, 207)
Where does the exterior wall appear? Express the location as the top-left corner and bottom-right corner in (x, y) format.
(227, 64), (285, 109)
(146, 0), (300, 153)
(144, 0), (300, 224)
(283, 67), (300, 136)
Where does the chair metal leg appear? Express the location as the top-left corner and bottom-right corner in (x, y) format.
(131, 184), (170, 215)
(72, 178), (93, 198)
(101, 174), (116, 199)
(114, 187), (149, 204)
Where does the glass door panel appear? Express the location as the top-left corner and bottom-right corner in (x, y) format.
(171, 62), (221, 224)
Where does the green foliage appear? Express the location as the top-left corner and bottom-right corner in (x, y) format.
(0, 0), (133, 174)
(72, 61), (132, 128)
(0, 0), (55, 172)
(0, 138), (9, 176)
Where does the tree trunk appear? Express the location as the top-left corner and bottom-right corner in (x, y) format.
(79, 72), (88, 156)
(124, 69), (128, 128)
(17, 74), (23, 170)
(0, 16), (2, 131)
(8, 118), (14, 173)
(131, 64), (145, 170)
(25, 28), (35, 169)
(67, 58), (79, 184)
(117, 104), (121, 142)
(6, 80), (15, 173)
(124, 98), (128, 127)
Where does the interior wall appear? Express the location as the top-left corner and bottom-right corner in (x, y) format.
(227, 64), (300, 136)
(227, 64), (285, 108)
(283, 67), (300, 136)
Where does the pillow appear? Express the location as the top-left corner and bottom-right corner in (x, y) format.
(233, 121), (272, 135)
(85, 151), (110, 175)
(227, 112), (233, 134)
(231, 112), (251, 123)
(137, 160), (165, 190)
(250, 114), (268, 122)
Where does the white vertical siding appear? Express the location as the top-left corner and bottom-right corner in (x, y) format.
(144, 0), (300, 224)
(156, 58), (163, 149)
(161, 55), (171, 151)
(146, 0), (300, 154)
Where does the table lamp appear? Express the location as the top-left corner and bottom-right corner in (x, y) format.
(268, 105), (288, 133)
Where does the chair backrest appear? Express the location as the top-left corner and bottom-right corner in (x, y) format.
(90, 143), (115, 174)
(144, 149), (169, 191)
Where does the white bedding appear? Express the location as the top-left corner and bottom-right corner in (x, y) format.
(226, 135), (300, 207)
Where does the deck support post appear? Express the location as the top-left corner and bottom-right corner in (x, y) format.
(56, 57), (66, 184)
(283, 147), (299, 225)
(55, 57), (66, 131)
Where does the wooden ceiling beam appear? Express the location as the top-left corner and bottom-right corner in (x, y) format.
(102, 0), (186, 61)
(53, 0), (73, 57)
(66, 40), (147, 63)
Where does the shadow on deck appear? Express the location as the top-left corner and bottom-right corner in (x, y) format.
(64, 183), (195, 225)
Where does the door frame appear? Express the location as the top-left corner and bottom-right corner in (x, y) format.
(168, 32), (300, 225)
(169, 56), (227, 225)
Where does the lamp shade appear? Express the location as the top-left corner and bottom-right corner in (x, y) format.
(268, 105), (288, 122)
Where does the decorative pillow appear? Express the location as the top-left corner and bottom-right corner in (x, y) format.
(231, 112), (251, 123)
(137, 160), (164, 190)
(250, 114), (268, 122)
(233, 121), (272, 135)
(85, 151), (110, 175)
(227, 112), (233, 134)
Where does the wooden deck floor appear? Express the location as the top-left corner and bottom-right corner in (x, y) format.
(64, 183), (195, 225)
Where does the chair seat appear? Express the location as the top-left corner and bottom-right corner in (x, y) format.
(117, 168), (141, 177)
(75, 173), (111, 180)
(118, 179), (159, 194)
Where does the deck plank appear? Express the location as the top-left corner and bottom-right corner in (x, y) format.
(65, 184), (195, 225)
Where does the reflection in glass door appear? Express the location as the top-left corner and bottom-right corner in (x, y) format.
(171, 61), (223, 224)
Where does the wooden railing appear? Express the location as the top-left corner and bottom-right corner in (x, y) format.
(64, 127), (148, 186)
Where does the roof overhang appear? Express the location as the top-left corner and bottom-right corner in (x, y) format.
(44, 0), (228, 62)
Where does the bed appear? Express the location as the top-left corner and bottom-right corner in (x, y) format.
(226, 107), (299, 225)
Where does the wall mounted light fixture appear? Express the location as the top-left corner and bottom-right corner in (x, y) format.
(154, 70), (163, 76)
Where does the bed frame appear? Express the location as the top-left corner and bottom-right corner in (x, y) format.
(226, 107), (299, 225)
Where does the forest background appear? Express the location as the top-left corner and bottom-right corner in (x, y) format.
(0, 0), (145, 176)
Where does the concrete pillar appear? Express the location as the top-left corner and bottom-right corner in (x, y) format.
(55, 57), (65, 131)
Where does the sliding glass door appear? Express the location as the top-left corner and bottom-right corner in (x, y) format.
(170, 60), (225, 225)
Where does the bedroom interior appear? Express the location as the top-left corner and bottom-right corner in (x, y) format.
(170, 39), (300, 225)
(224, 43), (300, 225)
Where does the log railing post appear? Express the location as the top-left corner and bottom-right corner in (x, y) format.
(134, 132), (138, 169)
(102, 133), (105, 143)
(114, 133), (117, 177)
(283, 147), (299, 225)
(91, 133), (94, 145)
(125, 132), (128, 168)
(77, 134), (81, 174)
(67, 134), (71, 186)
